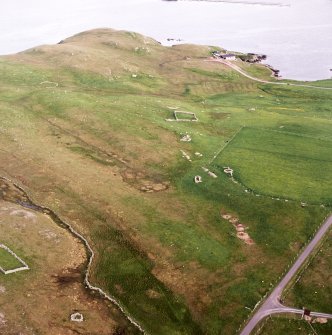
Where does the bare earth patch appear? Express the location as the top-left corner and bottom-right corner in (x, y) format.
(0, 199), (137, 335)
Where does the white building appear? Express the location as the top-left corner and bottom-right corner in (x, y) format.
(220, 54), (236, 61)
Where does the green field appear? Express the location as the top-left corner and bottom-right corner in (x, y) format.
(215, 127), (332, 204)
(0, 246), (24, 270)
(0, 28), (331, 334)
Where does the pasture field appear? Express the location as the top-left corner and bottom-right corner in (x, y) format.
(0, 28), (331, 334)
(215, 127), (332, 204)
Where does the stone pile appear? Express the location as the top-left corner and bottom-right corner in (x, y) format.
(70, 312), (84, 322)
(221, 213), (254, 245)
(223, 167), (233, 177)
(194, 176), (202, 184)
(180, 134), (192, 142)
(202, 167), (217, 178)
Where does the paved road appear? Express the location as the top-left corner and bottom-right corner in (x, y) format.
(208, 58), (332, 90)
(240, 214), (332, 335)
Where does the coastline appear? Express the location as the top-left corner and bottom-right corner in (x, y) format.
(1, 0), (331, 82)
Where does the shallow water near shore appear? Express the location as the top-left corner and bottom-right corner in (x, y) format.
(1, 0), (331, 80)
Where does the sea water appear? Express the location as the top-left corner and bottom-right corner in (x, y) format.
(1, 0), (331, 80)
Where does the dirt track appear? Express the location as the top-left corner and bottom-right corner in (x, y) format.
(209, 59), (332, 90)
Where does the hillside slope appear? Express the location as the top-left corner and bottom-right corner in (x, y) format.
(0, 28), (331, 335)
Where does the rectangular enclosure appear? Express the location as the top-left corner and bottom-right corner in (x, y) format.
(174, 111), (198, 121)
(0, 244), (29, 274)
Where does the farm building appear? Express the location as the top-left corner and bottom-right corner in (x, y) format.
(220, 54), (236, 61)
(211, 51), (236, 61)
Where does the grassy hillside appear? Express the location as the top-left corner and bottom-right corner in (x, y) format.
(0, 28), (331, 334)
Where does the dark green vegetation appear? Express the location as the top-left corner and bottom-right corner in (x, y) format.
(0, 28), (331, 334)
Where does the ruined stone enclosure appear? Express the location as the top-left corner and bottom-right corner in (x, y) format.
(174, 111), (198, 122)
(0, 244), (29, 275)
(166, 111), (198, 122)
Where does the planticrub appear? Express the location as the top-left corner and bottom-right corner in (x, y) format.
(0, 176), (146, 334)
